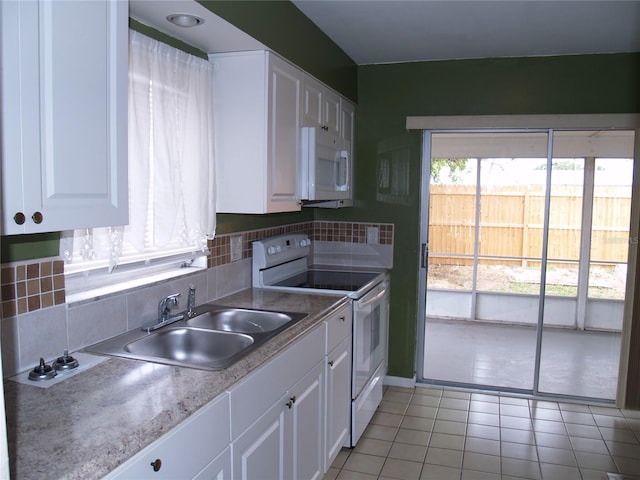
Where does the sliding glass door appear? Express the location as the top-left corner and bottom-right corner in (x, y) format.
(420, 129), (635, 401)
(537, 132), (634, 399)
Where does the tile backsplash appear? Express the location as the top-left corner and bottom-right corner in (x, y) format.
(1, 260), (66, 318)
(313, 221), (394, 244)
(0, 220), (394, 376)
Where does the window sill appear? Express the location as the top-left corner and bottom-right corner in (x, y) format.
(66, 265), (206, 308)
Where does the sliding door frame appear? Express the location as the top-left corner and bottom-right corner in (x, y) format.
(413, 114), (640, 407)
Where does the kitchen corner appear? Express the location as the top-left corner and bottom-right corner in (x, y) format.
(4, 288), (348, 479)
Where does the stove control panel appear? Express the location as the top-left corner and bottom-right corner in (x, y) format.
(253, 234), (312, 269)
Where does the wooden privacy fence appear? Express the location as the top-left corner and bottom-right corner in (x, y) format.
(429, 184), (632, 268)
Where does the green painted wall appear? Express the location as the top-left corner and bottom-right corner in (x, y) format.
(198, 1), (357, 101)
(0, 233), (60, 262)
(319, 52), (640, 378)
(216, 211), (313, 234)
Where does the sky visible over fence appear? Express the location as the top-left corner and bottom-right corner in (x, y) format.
(435, 157), (634, 187)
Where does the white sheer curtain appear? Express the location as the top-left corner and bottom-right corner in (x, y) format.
(61, 30), (215, 273)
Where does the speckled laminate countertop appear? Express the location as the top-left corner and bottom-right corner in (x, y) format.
(3, 288), (348, 480)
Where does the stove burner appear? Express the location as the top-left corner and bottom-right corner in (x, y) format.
(274, 270), (379, 291)
(52, 349), (79, 372)
(28, 358), (57, 382)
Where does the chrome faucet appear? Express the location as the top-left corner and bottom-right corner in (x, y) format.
(141, 293), (184, 332)
(158, 293), (181, 322)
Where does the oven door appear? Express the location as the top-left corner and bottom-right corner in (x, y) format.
(352, 280), (389, 398)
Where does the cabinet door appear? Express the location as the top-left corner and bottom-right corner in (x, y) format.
(267, 54), (302, 212)
(340, 99), (355, 149)
(325, 337), (352, 471)
(302, 76), (324, 128)
(232, 396), (287, 480)
(194, 446), (232, 480)
(0, 0), (128, 234)
(324, 89), (341, 136)
(286, 361), (325, 480)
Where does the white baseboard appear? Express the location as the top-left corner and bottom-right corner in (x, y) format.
(384, 375), (416, 388)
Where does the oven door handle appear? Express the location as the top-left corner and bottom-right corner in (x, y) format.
(356, 288), (387, 308)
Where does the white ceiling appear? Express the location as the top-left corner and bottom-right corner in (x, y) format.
(291, 0), (640, 65)
(129, 1), (266, 54)
(129, 1), (640, 66)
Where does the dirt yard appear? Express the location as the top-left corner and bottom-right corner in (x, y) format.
(427, 263), (626, 299)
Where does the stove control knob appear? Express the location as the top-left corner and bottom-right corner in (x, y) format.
(267, 246), (276, 255)
(275, 246), (282, 253)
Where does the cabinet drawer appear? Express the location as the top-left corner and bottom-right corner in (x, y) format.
(105, 393), (230, 479)
(326, 303), (352, 354)
(229, 323), (326, 439)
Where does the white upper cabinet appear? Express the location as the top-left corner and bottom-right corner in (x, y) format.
(302, 75), (341, 136)
(210, 50), (302, 214)
(210, 49), (356, 214)
(341, 99), (355, 149)
(0, 0), (129, 235)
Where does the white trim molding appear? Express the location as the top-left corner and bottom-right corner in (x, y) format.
(406, 113), (640, 131)
(384, 375), (417, 388)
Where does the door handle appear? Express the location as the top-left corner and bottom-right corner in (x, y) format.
(421, 243), (429, 269)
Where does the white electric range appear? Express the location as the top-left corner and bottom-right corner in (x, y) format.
(252, 233), (389, 447)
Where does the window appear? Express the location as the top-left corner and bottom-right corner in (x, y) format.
(61, 31), (216, 293)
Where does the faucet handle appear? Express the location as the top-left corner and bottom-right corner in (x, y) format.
(159, 293), (181, 320)
(166, 292), (180, 304)
(165, 293), (180, 309)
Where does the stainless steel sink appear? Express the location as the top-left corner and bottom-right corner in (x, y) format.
(185, 308), (300, 333)
(84, 305), (307, 371)
(124, 327), (253, 367)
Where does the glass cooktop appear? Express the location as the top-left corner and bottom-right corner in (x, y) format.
(274, 270), (380, 292)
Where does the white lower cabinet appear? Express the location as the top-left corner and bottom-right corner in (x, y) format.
(286, 361), (325, 480)
(232, 360), (324, 480)
(323, 304), (353, 470)
(324, 336), (352, 470)
(104, 393), (230, 480)
(229, 323), (326, 480)
(231, 394), (287, 480)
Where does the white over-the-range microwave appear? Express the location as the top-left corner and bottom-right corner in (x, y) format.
(300, 126), (352, 207)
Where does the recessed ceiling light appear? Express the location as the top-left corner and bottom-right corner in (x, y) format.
(166, 13), (204, 28)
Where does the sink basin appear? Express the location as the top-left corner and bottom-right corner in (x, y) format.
(124, 327), (253, 366)
(84, 305), (308, 371)
(186, 308), (302, 333)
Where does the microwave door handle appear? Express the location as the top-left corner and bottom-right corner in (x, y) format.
(337, 150), (349, 190)
(345, 150), (350, 191)
(305, 128), (317, 200)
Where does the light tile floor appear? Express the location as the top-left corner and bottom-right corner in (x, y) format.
(323, 386), (640, 480)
